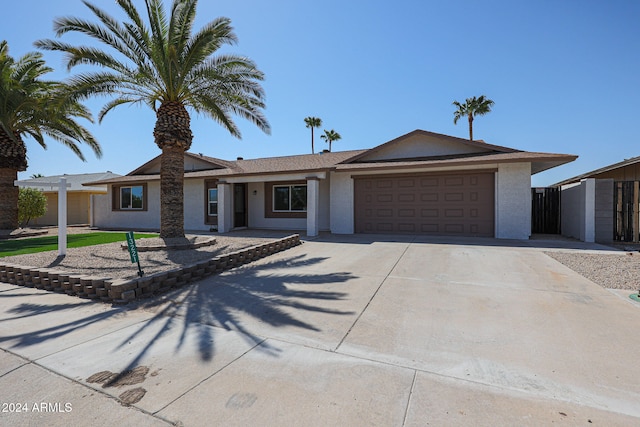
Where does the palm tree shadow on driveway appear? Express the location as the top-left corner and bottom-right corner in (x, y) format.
(1, 253), (357, 375)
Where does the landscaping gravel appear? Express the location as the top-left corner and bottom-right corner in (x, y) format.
(1, 229), (294, 281)
(546, 251), (640, 291)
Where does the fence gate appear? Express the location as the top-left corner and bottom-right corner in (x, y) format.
(531, 187), (561, 234)
(614, 181), (635, 241)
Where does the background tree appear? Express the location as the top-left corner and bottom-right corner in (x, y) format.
(304, 116), (322, 154)
(36, 0), (270, 238)
(18, 187), (47, 227)
(320, 129), (341, 152)
(30, 173), (45, 179)
(452, 95), (494, 141)
(0, 40), (100, 230)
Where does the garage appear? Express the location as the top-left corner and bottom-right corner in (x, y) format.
(354, 171), (495, 236)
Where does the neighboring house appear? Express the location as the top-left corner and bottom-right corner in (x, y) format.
(85, 130), (575, 239)
(555, 156), (640, 243)
(15, 172), (121, 226)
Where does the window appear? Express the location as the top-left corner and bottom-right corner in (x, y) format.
(273, 184), (307, 212)
(112, 183), (147, 211)
(120, 186), (144, 209)
(208, 188), (218, 216)
(204, 179), (218, 225)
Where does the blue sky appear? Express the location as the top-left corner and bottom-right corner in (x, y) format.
(5, 0), (640, 186)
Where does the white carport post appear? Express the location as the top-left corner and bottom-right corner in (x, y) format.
(57, 178), (68, 255)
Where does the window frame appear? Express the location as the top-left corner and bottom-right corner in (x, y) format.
(204, 179), (218, 225)
(112, 183), (148, 211)
(264, 181), (307, 219)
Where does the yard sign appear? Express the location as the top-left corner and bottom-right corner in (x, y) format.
(125, 231), (144, 277)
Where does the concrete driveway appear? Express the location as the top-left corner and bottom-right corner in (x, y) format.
(1, 234), (639, 426)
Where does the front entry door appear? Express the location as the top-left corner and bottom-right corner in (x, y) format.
(233, 183), (247, 228)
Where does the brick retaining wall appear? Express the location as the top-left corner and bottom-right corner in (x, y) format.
(0, 234), (301, 304)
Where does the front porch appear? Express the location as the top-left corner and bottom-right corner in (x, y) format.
(214, 172), (327, 237)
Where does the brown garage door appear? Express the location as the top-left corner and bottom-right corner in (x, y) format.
(354, 172), (495, 236)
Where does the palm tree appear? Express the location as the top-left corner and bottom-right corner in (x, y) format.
(0, 40), (100, 230)
(452, 95), (494, 141)
(304, 116), (322, 154)
(320, 129), (341, 152)
(36, 0), (270, 238)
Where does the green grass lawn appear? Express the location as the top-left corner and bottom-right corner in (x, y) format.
(0, 232), (158, 257)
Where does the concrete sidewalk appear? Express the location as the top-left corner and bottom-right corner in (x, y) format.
(1, 235), (639, 426)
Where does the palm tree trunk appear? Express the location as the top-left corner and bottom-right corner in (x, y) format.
(0, 130), (28, 230)
(311, 128), (315, 154)
(0, 168), (19, 229)
(153, 102), (193, 238)
(468, 114), (474, 141)
(160, 146), (185, 238)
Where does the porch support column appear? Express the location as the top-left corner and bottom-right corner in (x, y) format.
(217, 182), (232, 233)
(634, 181), (639, 242)
(306, 177), (320, 237)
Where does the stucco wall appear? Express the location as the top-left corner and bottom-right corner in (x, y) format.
(362, 133), (486, 161)
(595, 179), (614, 243)
(560, 182), (583, 240)
(247, 178), (330, 231)
(33, 192), (91, 226)
(184, 179), (209, 231)
(93, 182), (161, 230)
(329, 172), (354, 234)
(495, 163), (531, 239)
(562, 179), (613, 243)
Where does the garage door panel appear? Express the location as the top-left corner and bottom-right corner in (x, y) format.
(355, 172), (494, 237)
(398, 179), (415, 188)
(376, 180), (393, 189)
(420, 178), (439, 187)
(398, 194), (415, 202)
(444, 192), (464, 202)
(444, 209), (464, 218)
(376, 194), (393, 203)
(444, 177), (464, 186)
(421, 223), (439, 232)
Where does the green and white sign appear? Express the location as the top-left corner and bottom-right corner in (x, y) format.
(126, 231), (139, 263)
(125, 231), (144, 277)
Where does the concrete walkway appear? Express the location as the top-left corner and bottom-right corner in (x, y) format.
(1, 234), (639, 426)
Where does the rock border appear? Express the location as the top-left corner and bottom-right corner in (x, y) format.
(0, 234), (301, 304)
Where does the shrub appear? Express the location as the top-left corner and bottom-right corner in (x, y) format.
(18, 187), (47, 227)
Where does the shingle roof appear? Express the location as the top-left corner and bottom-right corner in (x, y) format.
(336, 151), (577, 175)
(83, 129), (577, 185)
(85, 150), (368, 185)
(16, 172), (121, 192)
